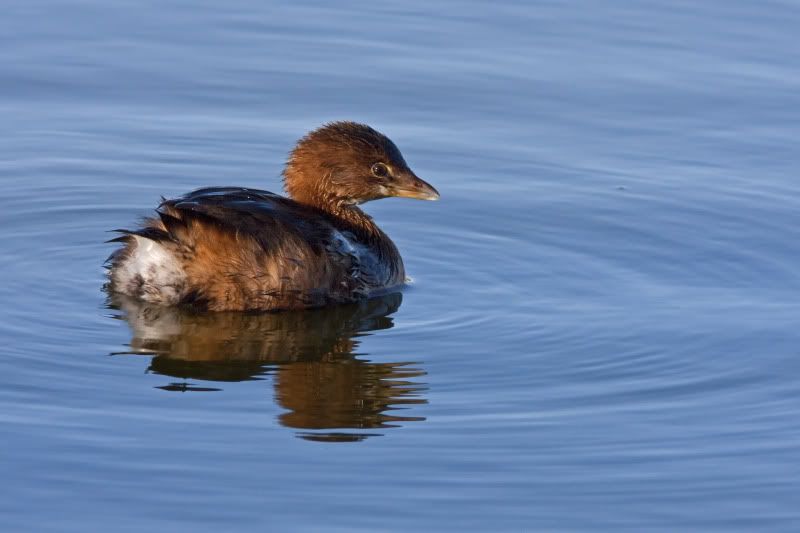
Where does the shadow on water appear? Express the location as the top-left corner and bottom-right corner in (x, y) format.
(108, 292), (427, 442)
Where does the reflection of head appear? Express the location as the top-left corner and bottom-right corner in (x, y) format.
(276, 360), (426, 433)
(109, 292), (426, 440)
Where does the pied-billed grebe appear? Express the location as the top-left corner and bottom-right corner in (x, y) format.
(106, 121), (439, 311)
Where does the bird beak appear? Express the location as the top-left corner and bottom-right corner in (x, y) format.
(389, 172), (440, 201)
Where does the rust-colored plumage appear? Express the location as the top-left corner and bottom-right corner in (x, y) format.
(106, 122), (439, 311)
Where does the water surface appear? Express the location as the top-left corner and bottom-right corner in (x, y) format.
(2, 1), (800, 531)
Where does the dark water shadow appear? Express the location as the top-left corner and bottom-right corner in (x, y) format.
(108, 292), (427, 441)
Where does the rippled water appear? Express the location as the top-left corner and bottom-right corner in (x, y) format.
(2, 1), (800, 531)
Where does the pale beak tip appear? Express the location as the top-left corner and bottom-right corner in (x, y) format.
(391, 173), (440, 201)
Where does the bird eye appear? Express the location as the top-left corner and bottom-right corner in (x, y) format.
(371, 162), (389, 178)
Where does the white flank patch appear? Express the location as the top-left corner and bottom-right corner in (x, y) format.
(113, 236), (187, 304)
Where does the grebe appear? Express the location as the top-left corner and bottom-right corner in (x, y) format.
(106, 121), (439, 311)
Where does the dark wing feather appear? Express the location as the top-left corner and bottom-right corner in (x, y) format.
(106, 226), (172, 243)
(159, 187), (335, 253)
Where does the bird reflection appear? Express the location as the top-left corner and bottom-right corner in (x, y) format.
(108, 292), (426, 441)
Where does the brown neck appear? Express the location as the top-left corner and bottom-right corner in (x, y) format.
(284, 168), (402, 277)
(314, 198), (385, 246)
(285, 170), (376, 239)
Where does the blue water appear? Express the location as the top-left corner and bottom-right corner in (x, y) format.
(2, 1), (800, 530)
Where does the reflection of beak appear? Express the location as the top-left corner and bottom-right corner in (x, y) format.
(389, 172), (440, 201)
